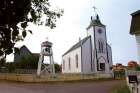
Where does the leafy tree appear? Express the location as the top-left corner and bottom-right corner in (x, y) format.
(54, 63), (61, 73)
(135, 65), (140, 71)
(5, 62), (16, 72)
(16, 55), (39, 69)
(0, 0), (63, 58)
(0, 57), (6, 67)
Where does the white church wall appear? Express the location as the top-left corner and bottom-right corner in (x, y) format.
(94, 26), (107, 56)
(93, 50), (97, 72)
(94, 26), (110, 72)
(136, 35), (140, 63)
(82, 37), (92, 73)
(107, 44), (113, 68)
(87, 26), (112, 73)
(87, 27), (97, 72)
(62, 47), (81, 73)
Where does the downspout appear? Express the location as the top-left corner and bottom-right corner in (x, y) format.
(80, 38), (83, 73)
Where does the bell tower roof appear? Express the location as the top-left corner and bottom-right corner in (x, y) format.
(87, 14), (105, 30)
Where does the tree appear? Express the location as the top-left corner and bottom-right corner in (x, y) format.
(15, 55), (39, 69)
(0, 57), (6, 67)
(0, 0), (63, 58)
(54, 63), (61, 73)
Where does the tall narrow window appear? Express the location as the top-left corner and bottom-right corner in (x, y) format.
(100, 42), (104, 53)
(98, 40), (101, 52)
(68, 57), (71, 70)
(98, 40), (104, 53)
(63, 60), (65, 70)
(75, 54), (78, 68)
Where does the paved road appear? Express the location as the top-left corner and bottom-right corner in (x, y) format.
(0, 80), (122, 93)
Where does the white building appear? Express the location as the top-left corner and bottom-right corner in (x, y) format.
(130, 10), (140, 63)
(62, 14), (113, 74)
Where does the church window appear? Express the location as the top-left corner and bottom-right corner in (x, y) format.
(63, 60), (65, 70)
(98, 40), (104, 53)
(68, 57), (71, 70)
(75, 54), (78, 68)
(98, 29), (102, 34)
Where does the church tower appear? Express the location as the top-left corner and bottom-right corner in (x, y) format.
(86, 14), (110, 72)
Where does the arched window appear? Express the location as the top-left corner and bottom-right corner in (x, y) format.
(68, 57), (71, 70)
(98, 40), (104, 53)
(75, 54), (78, 68)
(100, 42), (104, 53)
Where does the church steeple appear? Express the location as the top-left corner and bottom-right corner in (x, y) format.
(87, 14), (105, 30)
(96, 14), (99, 20)
(86, 6), (105, 30)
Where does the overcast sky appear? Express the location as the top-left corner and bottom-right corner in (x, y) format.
(7, 0), (140, 65)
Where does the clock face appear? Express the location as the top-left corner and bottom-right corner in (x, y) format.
(98, 29), (102, 34)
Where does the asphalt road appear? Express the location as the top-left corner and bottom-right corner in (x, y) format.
(0, 80), (122, 93)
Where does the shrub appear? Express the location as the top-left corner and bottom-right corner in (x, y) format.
(110, 84), (131, 93)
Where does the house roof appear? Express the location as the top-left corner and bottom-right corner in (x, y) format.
(20, 45), (32, 54)
(131, 10), (140, 16)
(63, 36), (91, 56)
(18, 45), (39, 56)
(130, 10), (140, 35)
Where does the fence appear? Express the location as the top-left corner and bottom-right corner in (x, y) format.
(0, 72), (113, 82)
(126, 71), (140, 76)
(0, 68), (37, 74)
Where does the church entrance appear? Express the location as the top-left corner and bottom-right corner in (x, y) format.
(99, 63), (105, 71)
(98, 57), (106, 71)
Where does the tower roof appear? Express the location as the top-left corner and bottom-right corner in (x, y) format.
(87, 15), (105, 30)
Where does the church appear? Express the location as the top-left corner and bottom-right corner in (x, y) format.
(62, 14), (113, 74)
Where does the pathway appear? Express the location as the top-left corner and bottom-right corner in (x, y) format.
(0, 80), (122, 93)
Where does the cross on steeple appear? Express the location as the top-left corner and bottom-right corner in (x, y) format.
(92, 6), (97, 15)
(91, 6), (98, 20)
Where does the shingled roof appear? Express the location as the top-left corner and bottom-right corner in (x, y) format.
(63, 36), (91, 56)
(131, 10), (140, 16)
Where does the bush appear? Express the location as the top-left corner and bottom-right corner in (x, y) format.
(135, 65), (140, 71)
(5, 62), (16, 72)
(15, 55), (39, 69)
(54, 63), (61, 73)
(110, 84), (131, 93)
(113, 70), (125, 79)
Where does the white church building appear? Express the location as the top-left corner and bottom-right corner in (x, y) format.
(62, 14), (112, 74)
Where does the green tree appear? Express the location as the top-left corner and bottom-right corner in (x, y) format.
(0, 57), (6, 67)
(16, 55), (39, 69)
(0, 0), (63, 58)
(54, 63), (61, 73)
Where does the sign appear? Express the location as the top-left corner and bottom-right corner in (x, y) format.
(128, 75), (138, 84)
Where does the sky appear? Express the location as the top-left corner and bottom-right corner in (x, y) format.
(7, 0), (140, 65)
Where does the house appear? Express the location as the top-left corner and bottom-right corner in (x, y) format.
(113, 63), (125, 71)
(62, 14), (113, 74)
(130, 10), (140, 63)
(14, 45), (39, 62)
(128, 60), (138, 68)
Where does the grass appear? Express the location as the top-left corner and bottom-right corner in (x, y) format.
(110, 83), (131, 93)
